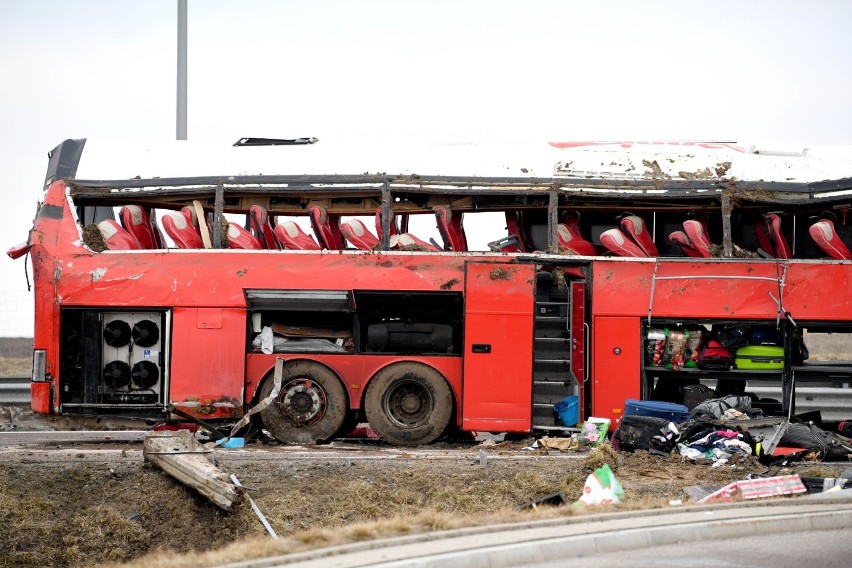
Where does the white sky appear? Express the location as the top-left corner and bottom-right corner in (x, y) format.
(1, 0), (852, 336)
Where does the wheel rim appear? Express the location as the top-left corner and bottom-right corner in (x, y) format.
(277, 378), (328, 425)
(383, 378), (433, 427)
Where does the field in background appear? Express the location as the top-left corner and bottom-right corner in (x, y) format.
(0, 337), (31, 377)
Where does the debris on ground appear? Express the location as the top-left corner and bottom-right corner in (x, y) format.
(575, 463), (624, 506)
(143, 429), (243, 511)
(696, 474), (807, 504)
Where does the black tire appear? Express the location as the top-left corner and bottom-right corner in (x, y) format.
(258, 360), (347, 444)
(364, 362), (454, 446)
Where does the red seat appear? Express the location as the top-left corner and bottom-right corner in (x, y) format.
(809, 219), (852, 260)
(668, 230), (706, 257)
(752, 214), (775, 256)
(764, 213), (791, 259)
(390, 233), (440, 251)
(557, 224), (596, 255)
(502, 211), (529, 252)
(619, 214), (658, 256)
(162, 211), (205, 249)
(180, 206), (199, 228)
(434, 206), (467, 251)
(226, 222), (262, 249)
(119, 205), (163, 249)
(682, 219), (712, 257)
(309, 205), (345, 250)
(273, 222), (322, 250)
(375, 208), (399, 239)
(249, 205), (278, 249)
(340, 219), (380, 250)
(600, 228), (646, 257)
(97, 219), (141, 250)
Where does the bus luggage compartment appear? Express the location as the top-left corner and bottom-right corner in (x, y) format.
(366, 322), (454, 354)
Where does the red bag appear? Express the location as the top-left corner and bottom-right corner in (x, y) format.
(697, 339), (733, 370)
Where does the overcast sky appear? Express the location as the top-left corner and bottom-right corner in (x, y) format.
(1, 0), (852, 336)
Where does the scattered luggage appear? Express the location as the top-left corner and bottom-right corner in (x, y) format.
(697, 339), (734, 370)
(624, 399), (690, 423)
(614, 415), (672, 452)
(689, 395), (754, 420)
(734, 345), (784, 370)
(680, 383), (715, 410)
(778, 423), (852, 461)
(749, 326), (783, 346)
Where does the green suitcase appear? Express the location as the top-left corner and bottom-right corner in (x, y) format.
(734, 345), (784, 370)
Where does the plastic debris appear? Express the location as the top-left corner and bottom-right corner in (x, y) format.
(576, 463), (624, 505)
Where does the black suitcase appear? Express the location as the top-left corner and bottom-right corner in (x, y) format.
(680, 383), (715, 410)
(615, 415), (671, 452)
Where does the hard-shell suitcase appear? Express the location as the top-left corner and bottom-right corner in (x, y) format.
(749, 327), (783, 346)
(734, 345), (784, 370)
(623, 399), (690, 423)
(697, 339), (733, 370)
(680, 383), (715, 410)
(615, 415), (670, 452)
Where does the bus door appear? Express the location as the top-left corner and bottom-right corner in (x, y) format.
(461, 262), (535, 432)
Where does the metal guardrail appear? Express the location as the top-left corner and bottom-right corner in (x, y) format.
(2, 377), (851, 420)
(0, 376), (29, 406)
(749, 385), (852, 422)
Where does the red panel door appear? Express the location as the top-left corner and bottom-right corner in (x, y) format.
(169, 307), (247, 419)
(462, 262), (534, 432)
(591, 316), (641, 425)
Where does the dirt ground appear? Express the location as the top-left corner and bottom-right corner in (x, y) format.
(2, 407), (849, 568)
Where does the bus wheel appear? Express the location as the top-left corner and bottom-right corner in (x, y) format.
(258, 361), (347, 444)
(364, 362), (453, 446)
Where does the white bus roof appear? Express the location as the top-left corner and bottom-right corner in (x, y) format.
(69, 138), (852, 186)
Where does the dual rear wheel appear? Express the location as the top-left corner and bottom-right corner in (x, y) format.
(258, 360), (453, 446)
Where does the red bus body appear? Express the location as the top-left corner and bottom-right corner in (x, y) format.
(15, 139), (852, 444)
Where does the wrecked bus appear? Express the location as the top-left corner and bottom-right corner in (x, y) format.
(8, 138), (852, 445)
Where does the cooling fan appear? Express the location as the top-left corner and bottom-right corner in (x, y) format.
(131, 360), (160, 389)
(132, 319), (160, 347)
(102, 360), (132, 389)
(103, 320), (131, 347)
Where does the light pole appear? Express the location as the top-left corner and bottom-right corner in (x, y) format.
(177, 0), (188, 140)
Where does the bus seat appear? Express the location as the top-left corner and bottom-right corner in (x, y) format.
(162, 211), (205, 249)
(273, 222), (322, 250)
(434, 206), (468, 251)
(764, 213), (791, 259)
(619, 214), (659, 256)
(505, 211), (529, 252)
(561, 211), (583, 238)
(249, 205), (278, 249)
(390, 233), (441, 251)
(809, 219), (852, 260)
(375, 207), (399, 239)
(600, 228), (646, 257)
(97, 219), (141, 250)
(340, 219), (380, 250)
(668, 230), (706, 257)
(180, 206), (199, 228)
(682, 219), (712, 257)
(751, 214), (775, 256)
(557, 224), (596, 255)
(226, 222), (263, 249)
(309, 205), (345, 250)
(119, 205), (163, 249)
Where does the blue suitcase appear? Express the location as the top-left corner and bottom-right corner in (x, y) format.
(624, 399), (690, 423)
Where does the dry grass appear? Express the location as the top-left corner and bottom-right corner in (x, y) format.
(0, 357), (29, 378)
(3, 442), (850, 568)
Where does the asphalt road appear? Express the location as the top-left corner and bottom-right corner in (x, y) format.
(215, 496), (852, 568)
